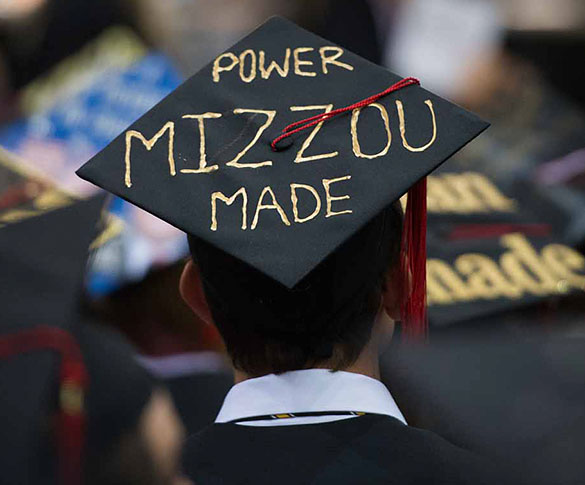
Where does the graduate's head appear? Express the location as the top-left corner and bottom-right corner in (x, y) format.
(181, 202), (404, 376)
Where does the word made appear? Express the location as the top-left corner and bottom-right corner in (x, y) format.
(210, 175), (352, 231)
(427, 233), (585, 305)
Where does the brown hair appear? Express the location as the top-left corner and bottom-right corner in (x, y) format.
(189, 203), (403, 376)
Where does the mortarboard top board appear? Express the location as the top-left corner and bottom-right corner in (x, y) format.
(426, 232), (585, 327)
(77, 16), (488, 334)
(421, 170), (585, 328)
(0, 196), (154, 485)
(424, 168), (522, 234)
(0, 195), (106, 484)
(0, 148), (78, 228)
(423, 168), (573, 244)
(0, 148), (122, 246)
(0, 194), (108, 330)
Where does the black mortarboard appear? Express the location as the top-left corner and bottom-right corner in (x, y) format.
(77, 16), (488, 335)
(0, 197), (154, 485)
(0, 196), (106, 330)
(422, 170), (585, 328)
(426, 232), (585, 327)
(0, 149), (78, 228)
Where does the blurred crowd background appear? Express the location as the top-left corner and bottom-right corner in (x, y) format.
(1, 0), (585, 434)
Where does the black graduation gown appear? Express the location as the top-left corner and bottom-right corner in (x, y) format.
(182, 415), (515, 484)
(164, 372), (232, 435)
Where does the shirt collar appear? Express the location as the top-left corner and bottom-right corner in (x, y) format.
(215, 369), (407, 425)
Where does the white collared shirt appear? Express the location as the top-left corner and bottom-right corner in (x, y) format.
(215, 369), (407, 427)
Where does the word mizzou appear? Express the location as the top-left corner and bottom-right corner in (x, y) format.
(124, 100), (437, 187)
(123, 100), (437, 231)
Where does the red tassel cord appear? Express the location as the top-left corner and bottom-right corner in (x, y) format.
(57, 357), (88, 485)
(270, 76), (428, 340)
(400, 178), (429, 339)
(0, 326), (88, 485)
(271, 77), (420, 150)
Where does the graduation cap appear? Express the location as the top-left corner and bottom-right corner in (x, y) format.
(77, 16), (488, 336)
(426, 232), (585, 327)
(0, 197), (154, 485)
(421, 169), (585, 328)
(0, 148), (78, 228)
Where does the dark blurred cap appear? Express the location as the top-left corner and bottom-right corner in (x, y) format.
(0, 196), (155, 484)
(423, 170), (585, 327)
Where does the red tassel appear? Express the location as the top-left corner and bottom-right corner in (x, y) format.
(57, 358), (88, 485)
(400, 178), (428, 340)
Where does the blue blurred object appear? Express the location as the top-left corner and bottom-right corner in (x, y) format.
(0, 53), (185, 295)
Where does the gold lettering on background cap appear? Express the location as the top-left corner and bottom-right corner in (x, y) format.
(437, 174), (485, 213)
(427, 235), (585, 306)
(426, 176), (460, 212)
(239, 49), (257, 83)
(259, 49), (291, 79)
(351, 103), (392, 159)
(500, 233), (558, 295)
(212, 52), (239, 83)
(323, 175), (353, 218)
(444, 173), (516, 213)
(426, 172), (517, 214)
(455, 253), (522, 299)
(542, 244), (585, 289)
(251, 186), (291, 230)
(226, 109), (276, 169)
(293, 47), (317, 77)
(396, 99), (437, 152)
(210, 187), (248, 231)
(181, 113), (223, 174)
(290, 105), (339, 163)
(426, 259), (474, 304)
(461, 173), (516, 212)
(319, 47), (354, 74)
(124, 121), (176, 188)
(290, 183), (322, 223)
(0, 208), (38, 224)
(425, 268), (454, 305)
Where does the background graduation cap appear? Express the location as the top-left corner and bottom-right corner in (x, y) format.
(77, 16), (488, 337)
(421, 169), (585, 329)
(0, 196), (154, 485)
(0, 148), (78, 229)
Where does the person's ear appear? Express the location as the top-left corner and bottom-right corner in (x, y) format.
(179, 260), (214, 325)
(382, 265), (409, 321)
